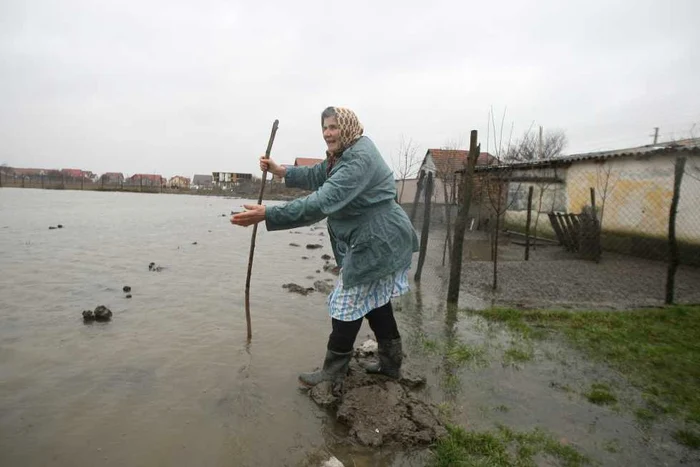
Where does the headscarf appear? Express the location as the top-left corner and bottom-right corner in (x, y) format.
(325, 107), (364, 175)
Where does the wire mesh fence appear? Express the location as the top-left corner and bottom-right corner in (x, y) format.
(406, 148), (700, 307)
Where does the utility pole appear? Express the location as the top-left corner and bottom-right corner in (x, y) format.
(538, 125), (543, 159)
(651, 127), (659, 145)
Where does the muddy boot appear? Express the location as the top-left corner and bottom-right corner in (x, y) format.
(298, 349), (353, 387)
(364, 338), (403, 379)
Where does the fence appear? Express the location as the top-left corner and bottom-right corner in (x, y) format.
(0, 171), (310, 200)
(409, 148), (700, 306)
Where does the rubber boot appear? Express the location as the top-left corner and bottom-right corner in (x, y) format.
(364, 338), (403, 379)
(298, 349), (353, 387)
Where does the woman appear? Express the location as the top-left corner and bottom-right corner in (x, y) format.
(231, 107), (418, 387)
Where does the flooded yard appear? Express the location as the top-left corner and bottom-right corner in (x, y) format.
(1, 188), (698, 466)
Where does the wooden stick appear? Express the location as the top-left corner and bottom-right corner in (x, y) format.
(244, 119), (279, 341)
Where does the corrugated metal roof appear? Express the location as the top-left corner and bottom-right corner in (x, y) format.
(470, 138), (700, 172)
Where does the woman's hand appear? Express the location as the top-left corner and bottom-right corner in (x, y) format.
(260, 157), (286, 178)
(230, 204), (266, 227)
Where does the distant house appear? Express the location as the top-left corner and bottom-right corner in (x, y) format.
(130, 174), (165, 186)
(9, 168), (47, 179)
(61, 168), (95, 180)
(169, 175), (190, 189)
(294, 157), (324, 167)
(212, 172), (253, 189)
(101, 172), (124, 184)
(191, 174), (213, 189)
(396, 149), (496, 204)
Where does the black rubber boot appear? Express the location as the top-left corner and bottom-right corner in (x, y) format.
(364, 338), (403, 379)
(298, 349), (353, 387)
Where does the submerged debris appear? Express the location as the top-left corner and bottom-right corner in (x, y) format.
(282, 283), (315, 296)
(82, 305), (113, 323)
(148, 262), (164, 272)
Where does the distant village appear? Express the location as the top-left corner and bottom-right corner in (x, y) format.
(0, 157), (324, 190)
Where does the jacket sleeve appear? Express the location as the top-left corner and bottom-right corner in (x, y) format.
(284, 161), (328, 191)
(266, 151), (374, 231)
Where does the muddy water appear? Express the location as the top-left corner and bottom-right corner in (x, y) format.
(0, 188), (353, 466)
(1, 188), (696, 467)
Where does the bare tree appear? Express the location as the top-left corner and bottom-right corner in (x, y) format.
(484, 107), (519, 290)
(392, 136), (421, 203)
(506, 128), (568, 162)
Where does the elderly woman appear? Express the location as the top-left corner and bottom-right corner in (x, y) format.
(231, 107), (418, 387)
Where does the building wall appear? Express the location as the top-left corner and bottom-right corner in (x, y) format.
(501, 153), (700, 255)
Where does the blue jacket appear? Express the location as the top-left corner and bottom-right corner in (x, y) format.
(265, 136), (419, 288)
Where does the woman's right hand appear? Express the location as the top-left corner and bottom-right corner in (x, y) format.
(260, 157), (286, 178)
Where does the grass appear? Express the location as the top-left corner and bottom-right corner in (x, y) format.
(583, 383), (617, 406)
(447, 343), (488, 366)
(503, 345), (535, 365)
(672, 429), (700, 450)
(473, 305), (700, 448)
(430, 424), (590, 467)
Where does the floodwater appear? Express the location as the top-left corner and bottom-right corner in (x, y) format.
(1, 188), (696, 466)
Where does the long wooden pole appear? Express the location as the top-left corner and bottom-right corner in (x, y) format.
(244, 119), (279, 340)
(447, 130), (479, 305)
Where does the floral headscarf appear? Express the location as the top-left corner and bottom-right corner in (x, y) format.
(325, 107), (364, 175)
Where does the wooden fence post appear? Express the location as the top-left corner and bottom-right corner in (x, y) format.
(666, 157), (686, 304)
(525, 186), (534, 260)
(447, 130), (479, 305)
(410, 171), (425, 224)
(414, 172), (434, 281)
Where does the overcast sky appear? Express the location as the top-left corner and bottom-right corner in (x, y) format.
(1, 0), (699, 178)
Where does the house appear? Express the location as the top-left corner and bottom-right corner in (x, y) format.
(294, 157), (324, 167)
(168, 176), (190, 189)
(101, 172), (124, 184)
(8, 167), (48, 179)
(212, 172), (253, 189)
(396, 149), (496, 204)
(191, 174), (213, 189)
(130, 174), (165, 186)
(61, 168), (94, 180)
(468, 138), (700, 264)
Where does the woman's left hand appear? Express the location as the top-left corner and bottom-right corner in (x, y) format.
(230, 204), (266, 227)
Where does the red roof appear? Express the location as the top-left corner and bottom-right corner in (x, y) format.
(61, 168), (86, 178)
(294, 157), (324, 167)
(425, 149), (496, 174)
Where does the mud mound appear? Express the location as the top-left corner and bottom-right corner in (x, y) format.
(306, 345), (445, 448)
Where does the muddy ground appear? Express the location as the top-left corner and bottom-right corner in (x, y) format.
(421, 227), (700, 310)
(293, 225), (700, 466)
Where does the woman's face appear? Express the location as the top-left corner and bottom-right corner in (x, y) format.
(322, 116), (341, 154)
